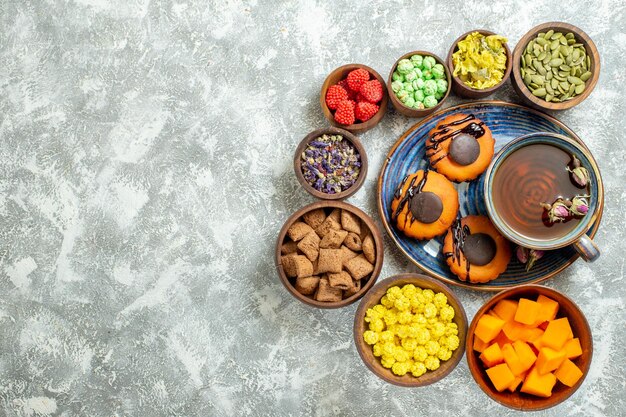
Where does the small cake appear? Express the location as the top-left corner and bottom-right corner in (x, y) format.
(425, 113), (495, 182)
(443, 215), (511, 283)
(390, 170), (459, 240)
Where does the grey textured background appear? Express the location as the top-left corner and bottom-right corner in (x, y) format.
(0, 0), (625, 416)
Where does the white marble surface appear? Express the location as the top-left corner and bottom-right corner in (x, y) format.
(0, 1), (625, 416)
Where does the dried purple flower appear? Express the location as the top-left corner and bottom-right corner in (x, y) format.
(301, 134), (360, 193)
(569, 194), (590, 216)
(567, 154), (590, 188)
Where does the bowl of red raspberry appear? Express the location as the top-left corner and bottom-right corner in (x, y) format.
(320, 64), (388, 134)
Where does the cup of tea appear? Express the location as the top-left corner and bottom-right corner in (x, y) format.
(483, 132), (603, 262)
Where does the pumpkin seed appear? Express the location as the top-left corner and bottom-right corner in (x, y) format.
(572, 49), (580, 61)
(538, 51), (547, 61)
(546, 84), (554, 94)
(533, 88), (547, 97)
(568, 84), (576, 95)
(546, 94), (553, 102)
(573, 43), (583, 47)
(551, 79), (559, 89)
(524, 74), (532, 85)
(544, 30), (554, 39)
(549, 58), (563, 67)
(536, 37), (548, 46)
(568, 76), (583, 85)
(559, 36), (568, 45)
(531, 75), (544, 85)
(575, 83), (586, 94)
(550, 39), (560, 50)
(560, 81), (570, 90)
(580, 71), (592, 81)
(567, 38), (576, 45)
(560, 64), (570, 71)
(565, 32), (575, 39)
(521, 55), (526, 67)
(587, 56), (591, 68)
(559, 71), (570, 77)
(559, 45), (569, 55)
(546, 71), (553, 80)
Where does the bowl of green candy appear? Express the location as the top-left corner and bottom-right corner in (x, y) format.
(387, 51), (451, 117)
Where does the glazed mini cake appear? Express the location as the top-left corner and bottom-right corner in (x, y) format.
(390, 170), (459, 240)
(443, 215), (512, 283)
(425, 113), (495, 182)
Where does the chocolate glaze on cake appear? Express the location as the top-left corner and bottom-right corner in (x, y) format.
(443, 218), (497, 280)
(426, 114), (485, 166)
(392, 171), (443, 226)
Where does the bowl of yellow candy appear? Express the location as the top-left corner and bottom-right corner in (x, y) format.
(353, 273), (468, 387)
(447, 30), (512, 99)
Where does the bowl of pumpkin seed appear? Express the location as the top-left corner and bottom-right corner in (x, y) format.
(511, 22), (600, 111)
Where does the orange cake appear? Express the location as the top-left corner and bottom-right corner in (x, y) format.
(425, 113), (495, 182)
(390, 170), (459, 240)
(443, 215), (511, 283)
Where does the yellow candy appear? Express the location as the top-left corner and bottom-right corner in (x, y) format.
(363, 285), (460, 379)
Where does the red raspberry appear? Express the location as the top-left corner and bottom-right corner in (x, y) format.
(359, 79), (383, 103)
(338, 79), (358, 100)
(346, 68), (370, 92)
(355, 101), (379, 122)
(334, 100), (355, 125)
(325, 84), (349, 110)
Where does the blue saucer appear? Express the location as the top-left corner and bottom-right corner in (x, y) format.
(377, 101), (603, 291)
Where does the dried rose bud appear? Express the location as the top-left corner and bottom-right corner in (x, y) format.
(568, 166), (590, 188)
(541, 199), (572, 223)
(526, 249), (545, 271)
(569, 154), (581, 169)
(570, 195), (590, 216)
(516, 246), (529, 264)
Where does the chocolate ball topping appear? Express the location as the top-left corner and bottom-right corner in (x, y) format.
(462, 233), (497, 266)
(449, 133), (480, 166)
(409, 191), (443, 224)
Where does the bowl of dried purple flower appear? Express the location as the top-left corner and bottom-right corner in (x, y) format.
(294, 127), (368, 200)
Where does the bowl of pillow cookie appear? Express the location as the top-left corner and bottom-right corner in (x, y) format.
(275, 201), (384, 308)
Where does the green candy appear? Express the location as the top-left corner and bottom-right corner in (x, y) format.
(405, 71), (417, 82)
(410, 54), (424, 67)
(423, 56), (436, 70)
(413, 78), (425, 90)
(422, 70), (433, 80)
(423, 80), (437, 96)
(436, 79), (448, 94)
(413, 101), (425, 109)
(432, 64), (445, 79)
(435, 91), (444, 100)
(402, 82), (414, 93)
(413, 68), (423, 79)
(397, 89), (410, 102)
(423, 95), (438, 108)
(397, 59), (413, 74)
(391, 80), (403, 93)
(405, 97), (416, 107)
(392, 71), (403, 82)
(414, 90), (425, 102)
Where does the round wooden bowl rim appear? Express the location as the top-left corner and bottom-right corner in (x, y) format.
(446, 29), (513, 95)
(511, 21), (600, 111)
(319, 63), (388, 133)
(387, 50), (452, 117)
(275, 200), (384, 309)
(353, 273), (468, 386)
(293, 127), (368, 200)
(465, 284), (593, 411)
(376, 100), (604, 291)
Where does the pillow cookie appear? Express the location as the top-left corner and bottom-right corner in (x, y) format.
(425, 113), (495, 182)
(390, 170), (459, 240)
(443, 215), (511, 283)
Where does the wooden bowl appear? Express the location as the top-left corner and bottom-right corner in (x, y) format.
(293, 127), (368, 200)
(320, 64), (388, 133)
(275, 201), (384, 309)
(447, 29), (513, 98)
(466, 285), (593, 411)
(511, 22), (600, 111)
(354, 274), (468, 386)
(387, 51), (452, 118)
